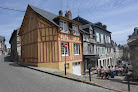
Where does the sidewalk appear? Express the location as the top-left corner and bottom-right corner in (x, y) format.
(14, 62), (137, 92)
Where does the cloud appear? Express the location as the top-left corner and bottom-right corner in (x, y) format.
(111, 27), (135, 45)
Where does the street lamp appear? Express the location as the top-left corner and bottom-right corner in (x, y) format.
(64, 43), (67, 75)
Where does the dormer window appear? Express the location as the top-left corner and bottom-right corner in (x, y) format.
(73, 25), (79, 35)
(60, 20), (67, 32)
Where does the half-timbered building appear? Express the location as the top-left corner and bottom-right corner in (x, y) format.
(19, 5), (83, 75)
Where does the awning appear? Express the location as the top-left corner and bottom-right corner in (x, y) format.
(84, 55), (99, 60)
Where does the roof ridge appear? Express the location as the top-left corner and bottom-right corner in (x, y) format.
(28, 4), (59, 27)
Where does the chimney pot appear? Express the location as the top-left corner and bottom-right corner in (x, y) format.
(59, 10), (63, 16)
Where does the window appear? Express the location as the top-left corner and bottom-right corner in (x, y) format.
(88, 44), (93, 53)
(101, 34), (104, 43)
(61, 42), (69, 56)
(60, 20), (67, 32)
(74, 43), (79, 55)
(102, 47), (105, 54)
(108, 36), (111, 43)
(89, 30), (93, 38)
(96, 32), (100, 42)
(73, 25), (79, 35)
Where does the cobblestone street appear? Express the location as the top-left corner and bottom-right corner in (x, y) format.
(0, 55), (115, 92)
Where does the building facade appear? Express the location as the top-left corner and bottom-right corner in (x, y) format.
(19, 5), (83, 75)
(74, 16), (115, 68)
(0, 36), (6, 55)
(128, 27), (138, 76)
(9, 28), (21, 62)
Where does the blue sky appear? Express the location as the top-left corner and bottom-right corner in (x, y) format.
(0, 0), (138, 48)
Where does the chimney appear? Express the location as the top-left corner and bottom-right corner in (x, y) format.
(59, 10), (63, 16)
(103, 25), (107, 30)
(68, 10), (72, 20)
(65, 10), (72, 20)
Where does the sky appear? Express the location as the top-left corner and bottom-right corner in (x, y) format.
(0, 0), (138, 48)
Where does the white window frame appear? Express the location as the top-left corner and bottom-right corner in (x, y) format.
(74, 43), (79, 55)
(73, 24), (79, 35)
(60, 20), (68, 32)
(96, 32), (100, 42)
(61, 42), (69, 56)
(101, 34), (104, 43)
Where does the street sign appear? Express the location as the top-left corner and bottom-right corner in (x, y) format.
(64, 43), (67, 48)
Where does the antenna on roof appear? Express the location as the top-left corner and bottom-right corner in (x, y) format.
(61, 0), (62, 10)
(66, 0), (69, 11)
(78, 9), (80, 17)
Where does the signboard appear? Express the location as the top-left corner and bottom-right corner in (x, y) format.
(64, 43), (67, 48)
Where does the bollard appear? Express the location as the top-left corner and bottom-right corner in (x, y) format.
(128, 75), (130, 92)
(89, 68), (91, 81)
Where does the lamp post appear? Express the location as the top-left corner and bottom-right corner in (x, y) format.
(64, 43), (67, 75)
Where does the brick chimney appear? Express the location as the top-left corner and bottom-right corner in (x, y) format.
(65, 10), (72, 20)
(68, 10), (72, 20)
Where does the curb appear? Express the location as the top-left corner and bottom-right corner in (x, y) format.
(16, 63), (124, 92)
(8, 57), (124, 92)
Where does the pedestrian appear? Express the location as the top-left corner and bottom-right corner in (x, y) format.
(100, 66), (104, 79)
(105, 65), (110, 79)
(115, 65), (119, 76)
(110, 66), (114, 78)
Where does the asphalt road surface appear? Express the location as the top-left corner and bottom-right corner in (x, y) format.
(0, 55), (115, 92)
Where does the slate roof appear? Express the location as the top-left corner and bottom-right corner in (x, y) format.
(73, 16), (111, 33)
(81, 23), (92, 29)
(29, 5), (59, 27)
(9, 27), (20, 43)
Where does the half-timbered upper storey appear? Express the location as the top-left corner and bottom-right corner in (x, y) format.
(19, 5), (83, 75)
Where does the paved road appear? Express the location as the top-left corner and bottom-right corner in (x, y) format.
(0, 55), (114, 92)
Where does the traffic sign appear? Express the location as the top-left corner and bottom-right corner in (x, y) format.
(64, 43), (67, 48)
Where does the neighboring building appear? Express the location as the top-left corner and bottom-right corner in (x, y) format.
(123, 44), (130, 61)
(76, 22), (98, 72)
(0, 35), (6, 55)
(118, 44), (124, 59)
(19, 5), (83, 75)
(9, 28), (21, 62)
(74, 16), (115, 68)
(128, 27), (138, 76)
(7, 48), (11, 55)
(111, 40), (118, 65)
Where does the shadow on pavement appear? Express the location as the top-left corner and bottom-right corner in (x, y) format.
(4, 55), (24, 67)
(109, 77), (138, 85)
(9, 63), (24, 67)
(4, 56), (13, 62)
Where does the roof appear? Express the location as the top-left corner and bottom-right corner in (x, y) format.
(29, 5), (60, 27)
(79, 26), (89, 34)
(94, 24), (111, 33)
(9, 28), (20, 44)
(81, 23), (92, 29)
(73, 16), (111, 33)
(73, 16), (92, 25)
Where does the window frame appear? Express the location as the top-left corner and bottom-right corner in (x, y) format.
(74, 43), (79, 55)
(96, 32), (100, 42)
(72, 24), (79, 35)
(60, 20), (68, 33)
(61, 42), (69, 56)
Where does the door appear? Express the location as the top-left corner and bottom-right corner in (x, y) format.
(73, 62), (81, 75)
